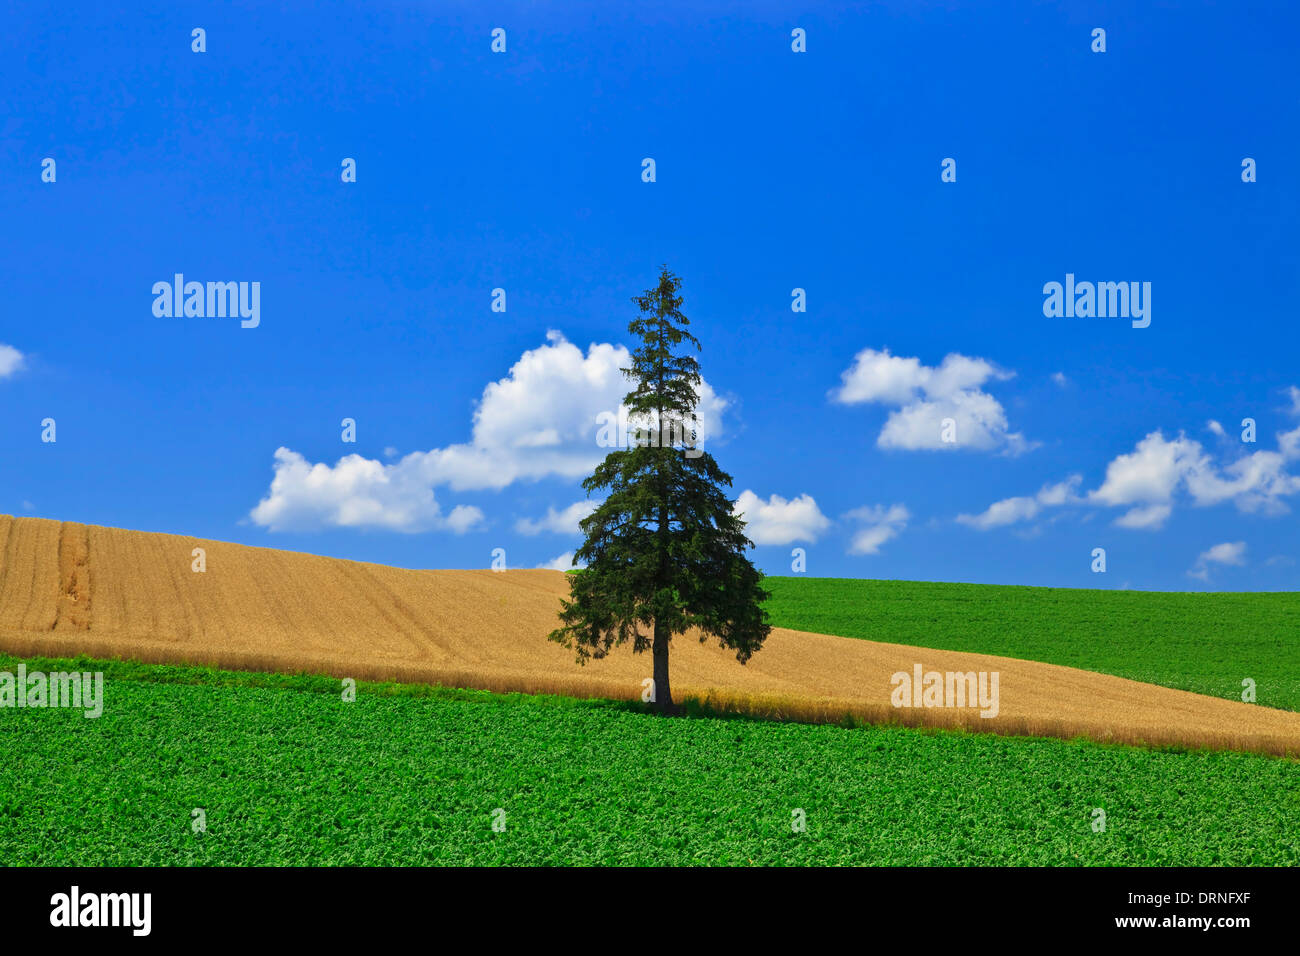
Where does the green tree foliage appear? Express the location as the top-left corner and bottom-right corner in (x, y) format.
(549, 267), (771, 713)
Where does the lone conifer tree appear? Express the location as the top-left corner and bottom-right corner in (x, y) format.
(549, 267), (771, 714)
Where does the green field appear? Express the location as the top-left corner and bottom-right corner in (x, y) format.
(764, 578), (1300, 711)
(2, 654), (1295, 866)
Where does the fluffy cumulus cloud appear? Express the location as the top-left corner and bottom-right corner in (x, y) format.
(0, 344), (25, 379)
(537, 551), (584, 571)
(832, 348), (1029, 454)
(250, 331), (727, 532)
(1189, 541), (1247, 582)
(516, 500), (599, 536)
(248, 449), (485, 533)
(1090, 431), (1300, 526)
(960, 398), (1300, 533)
(733, 491), (831, 545)
(957, 476), (1082, 530)
(845, 503), (909, 555)
(1086, 432), (1206, 528)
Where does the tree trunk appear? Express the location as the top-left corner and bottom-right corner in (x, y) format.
(652, 619), (676, 715)
(650, 289), (679, 716)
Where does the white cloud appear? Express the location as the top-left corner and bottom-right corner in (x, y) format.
(734, 490), (831, 545)
(959, 495), (1040, 529)
(516, 500), (598, 536)
(1280, 387), (1300, 461)
(0, 344), (25, 379)
(845, 503), (909, 555)
(832, 348), (1029, 453)
(1185, 449), (1300, 514)
(1206, 419), (1226, 437)
(1051, 372), (1069, 387)
(1088, 431), (1300, 526)
(1088, 432), (1204, 516)
(1113, 503), (1173, 529)
(250, 331), (727, 532)
(957, 476), (1082, 530)
(410, 330), (726, 491)
(248, 448), (485, 533)
(537, 551), (584, 571)
(1189, 541), (1246, 581)
(832, 349), (932, 405)
(1280, 426), (1300, 462)
(963, 421), (1300, 534)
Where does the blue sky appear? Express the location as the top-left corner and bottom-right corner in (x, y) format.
(2, 1), (1298, 590)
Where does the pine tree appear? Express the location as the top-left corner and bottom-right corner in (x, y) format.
(549, 266), (771, 714)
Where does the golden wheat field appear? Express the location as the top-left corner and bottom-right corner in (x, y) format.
(1, 514), (1297, 755)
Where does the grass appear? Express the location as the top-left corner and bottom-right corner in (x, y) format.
(763, 577), (1300, 711)
(1, 653), (1295, 866)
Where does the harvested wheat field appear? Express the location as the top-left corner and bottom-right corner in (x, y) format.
(2, 514), (1297, 755)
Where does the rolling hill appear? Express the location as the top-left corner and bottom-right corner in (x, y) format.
(1, 514), (1297, 754)
(763, 577), (1300, 711)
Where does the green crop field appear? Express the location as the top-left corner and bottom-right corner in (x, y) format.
(764, 578), (1300, 711)
(1, 654), (1295, 866)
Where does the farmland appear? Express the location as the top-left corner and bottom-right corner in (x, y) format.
(3, 516), (1298, 754)
(0, 654), (1295, 866)
(764, 577), (1300, 712)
